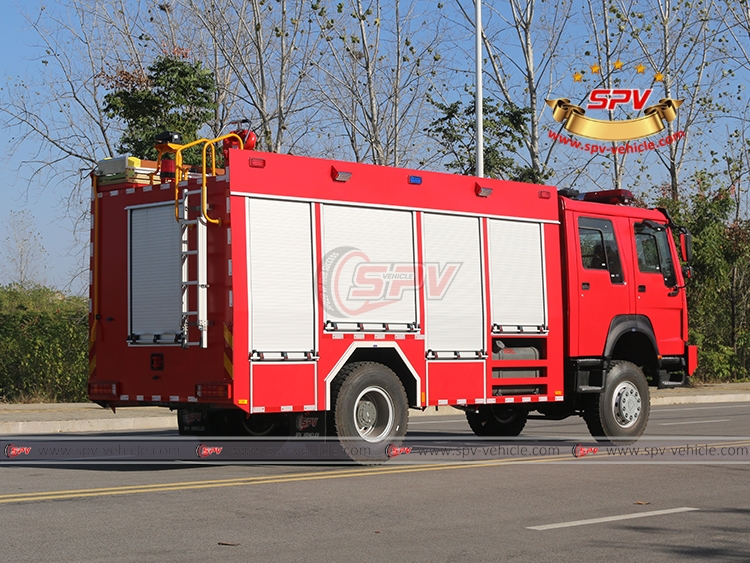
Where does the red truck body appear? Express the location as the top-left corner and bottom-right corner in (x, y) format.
(88, 144), (696, 459)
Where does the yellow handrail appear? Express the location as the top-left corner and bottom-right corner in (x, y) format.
(152, 134), (245, 224)
(173, 138), (212, 222)
(200, 133), (244, 225)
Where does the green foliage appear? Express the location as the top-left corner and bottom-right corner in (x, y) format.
(426, 94), (548, 183)
(654, 172), (750, 382)
(0, 285), (88, 402)
(104, 55), (217, 164)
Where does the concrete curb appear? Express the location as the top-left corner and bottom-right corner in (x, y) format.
(650, 393), (750, 406)
(0, 416), (176, 436)
(0, 393), (748, 435)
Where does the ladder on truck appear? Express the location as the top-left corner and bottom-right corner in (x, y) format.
(179, 188), (208, 348)
(153, 131), (247, 349)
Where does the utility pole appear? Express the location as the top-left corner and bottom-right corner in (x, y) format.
(475, 0), (484, 178)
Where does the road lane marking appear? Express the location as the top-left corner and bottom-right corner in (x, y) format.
(527, 507), (699, 531)
(0, 455), (576, 505)
(659, 419), (730, 426)
(653, 404), (750, 412)
(3, 438), (749, 505)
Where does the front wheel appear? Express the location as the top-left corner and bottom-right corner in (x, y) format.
(332, 362), (409, 463)
(466, 406), (528, 437)
(584, 361), (650, 444)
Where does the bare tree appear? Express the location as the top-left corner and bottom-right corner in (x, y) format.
(583, 0), (636, 190)
(722, 0), (750, 72)
(0, 1), (179, 281)
(611, 0), (724, 201)
(309, 0), (447, 166)
(451, 0), (574, 181)
(1, 211), (49, 288)
(178, 0), (323, 153)
(716, 0), (750, 219)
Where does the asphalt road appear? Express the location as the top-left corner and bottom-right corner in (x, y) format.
(1, 402), (749, 563)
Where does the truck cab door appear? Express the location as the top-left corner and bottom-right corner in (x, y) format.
(572, 215), (631, 357)
(630, 220), (685, 355)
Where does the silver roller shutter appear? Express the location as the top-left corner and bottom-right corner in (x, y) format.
(129, 203), (182, 340)
(422, 214), (484, 355)
(247, 198), (315, 357)
(321, 205), (417, 326)
(488, 219), (547, 331)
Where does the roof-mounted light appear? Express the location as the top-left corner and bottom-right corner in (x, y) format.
(582, 189), (634, 205)
(475, 183), (493, 197)
(154, 131), (183, 144)
(331, 166), (352, 182)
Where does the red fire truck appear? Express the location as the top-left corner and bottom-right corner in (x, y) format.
(88, 131), (697, 461)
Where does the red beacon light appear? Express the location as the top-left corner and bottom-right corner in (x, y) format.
(222, 122), (258, 162)
(582, 189), (634, 205)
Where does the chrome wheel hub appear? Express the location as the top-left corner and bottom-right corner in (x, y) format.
(353, 386), (394, 442)
(612, 381), (642, 429)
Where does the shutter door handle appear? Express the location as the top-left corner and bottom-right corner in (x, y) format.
(638, 285), (646, 293)
(582, 283), (590, 290)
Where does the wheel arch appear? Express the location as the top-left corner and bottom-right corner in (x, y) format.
(324, 343), (421, 409)
(604, 315), (659, 377)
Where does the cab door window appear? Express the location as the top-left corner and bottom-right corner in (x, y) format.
(578, 217), (624, 284)
(634, 222), (676, 287)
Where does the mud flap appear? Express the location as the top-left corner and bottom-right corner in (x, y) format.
(178, 409), (239, 435)
(288, 411), (330, 437)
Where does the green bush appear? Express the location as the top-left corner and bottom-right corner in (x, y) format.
(0, 284), (88, 402)
(654, 175), (750, 383)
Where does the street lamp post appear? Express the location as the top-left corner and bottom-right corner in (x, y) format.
(475, 0), (484, 178)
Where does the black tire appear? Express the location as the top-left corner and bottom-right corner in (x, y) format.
(233, 412), (288, 437)
(465, 406), (528, 437)
(584, 360), (650, 444)
(331, 362), (409, 463)
(179, 409), (287, 436)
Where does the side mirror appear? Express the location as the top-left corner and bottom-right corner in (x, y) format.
(680, 231), (693, 263)
(682, 265), (693, 280)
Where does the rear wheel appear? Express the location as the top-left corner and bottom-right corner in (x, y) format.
(584, 361), (650, 444)
(465, 406), (528, 437)
(332, 362), (409, 463)
(178, 409), (288, 436)
(234, 412), (288, 437)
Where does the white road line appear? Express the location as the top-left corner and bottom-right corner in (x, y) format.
(653, 404), (750, 412)
(527, 507), (699, 531)
(659, 419), (730, 426)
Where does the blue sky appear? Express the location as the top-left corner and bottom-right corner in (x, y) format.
(1, 0), (744, 292)
(1, 3), (82, 291)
